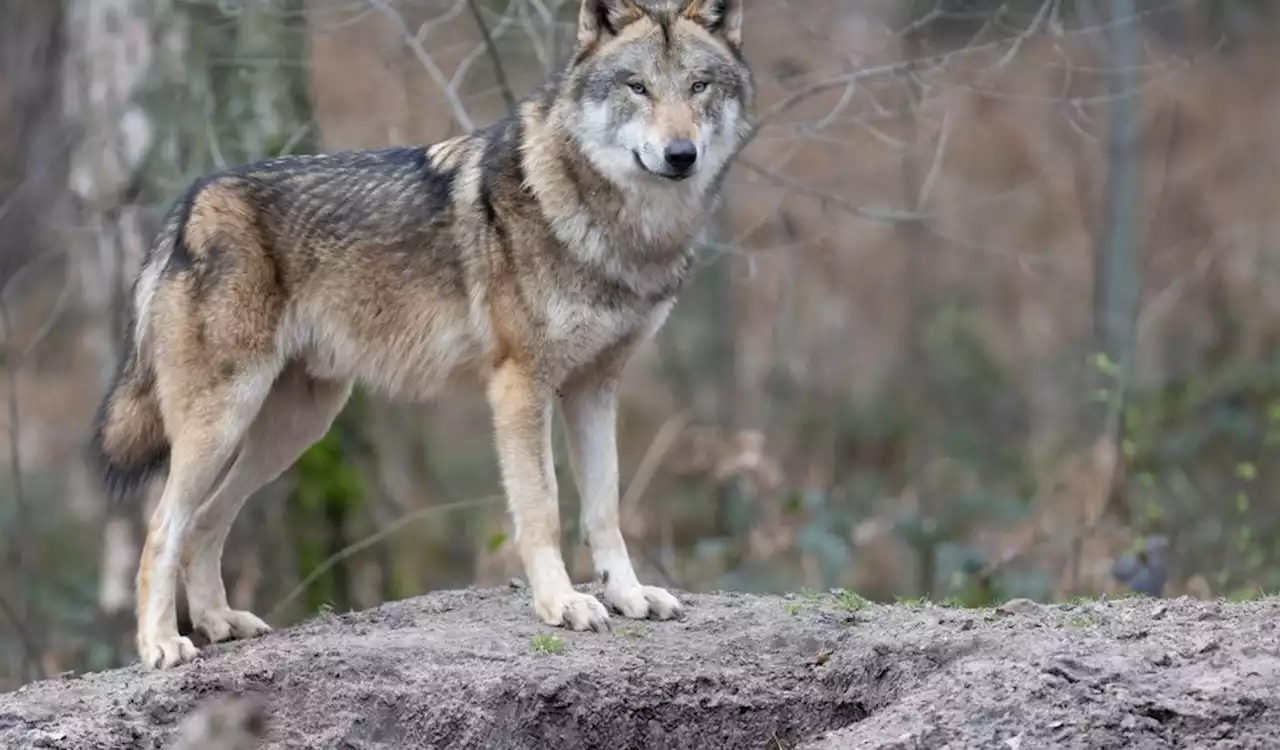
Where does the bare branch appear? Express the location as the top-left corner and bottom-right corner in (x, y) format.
(370, 0), (476, 132)
(468, 0), (517, 115)
(915, 106), (954, 211)
(737, 159), (924, 225)
(268, 495), (503, 622)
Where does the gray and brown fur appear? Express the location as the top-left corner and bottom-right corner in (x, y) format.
(89, 0), (754, 669)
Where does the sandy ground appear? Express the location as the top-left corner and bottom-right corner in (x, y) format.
(0, 585), (1277, 749)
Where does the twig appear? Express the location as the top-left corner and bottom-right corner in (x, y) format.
(277, 123), (313, 156)
(915, 106), (954, 211)
(205, 113), (228, 170)
(268, 494), (502, 621)
(619, 412), (691, 525)
(986, 0), (1057, 72)
(467, 0), (517, 115)
(738, 159), (923, 224)
(756, 0), (1205, 130)
(370, 0), (475, 132)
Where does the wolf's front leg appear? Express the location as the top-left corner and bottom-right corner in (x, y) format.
(560, 377), (684, 621)
(489, 363), (610, 632)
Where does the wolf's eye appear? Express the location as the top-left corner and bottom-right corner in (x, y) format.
(691, 81), (709, 94)
(628, 82), (648, 96)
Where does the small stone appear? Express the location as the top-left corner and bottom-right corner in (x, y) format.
(1198, 603), (1222, 621)
(997, 598), (1043, 616)
(30, 731), (67, 748)
(509, 577), (525, 590)
(1151, 603), (1168, 619)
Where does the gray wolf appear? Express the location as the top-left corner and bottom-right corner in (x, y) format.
(89, 0), (754, 669)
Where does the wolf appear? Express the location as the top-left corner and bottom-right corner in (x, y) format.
(89, 0), (754, 669)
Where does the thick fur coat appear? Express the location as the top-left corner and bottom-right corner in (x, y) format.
(90, 0), (754, 669)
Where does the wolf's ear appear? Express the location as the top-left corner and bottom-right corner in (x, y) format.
(577, 0), (645, 49)
(680, 0), (743, 47)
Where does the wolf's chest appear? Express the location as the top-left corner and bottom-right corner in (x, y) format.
(541, 294), (659, 366)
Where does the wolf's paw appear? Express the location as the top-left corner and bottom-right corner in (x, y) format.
(194, 609), (273, 644)
(534, 590), (611, 633)
(139, 634), (200, 670)
(607, 584), (684, 620)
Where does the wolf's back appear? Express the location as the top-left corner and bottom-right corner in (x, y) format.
(88, 145), (463, 496)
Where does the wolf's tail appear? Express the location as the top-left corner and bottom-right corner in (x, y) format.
(91, 343), (168, 497)
(89, 228), (179, 497)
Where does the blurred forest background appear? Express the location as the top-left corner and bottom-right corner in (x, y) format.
(1, 0), (1279, 688)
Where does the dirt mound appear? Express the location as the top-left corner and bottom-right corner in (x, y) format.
(0, 586), (1276, 749)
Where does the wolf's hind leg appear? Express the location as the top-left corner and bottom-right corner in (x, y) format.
(182, 362), (352, 644)
(561, 378), (683, 621)
(138, 368), (276, 669)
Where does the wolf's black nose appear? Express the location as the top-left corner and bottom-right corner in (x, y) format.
(664, 140), (698, 171)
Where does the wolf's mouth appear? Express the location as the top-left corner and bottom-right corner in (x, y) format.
(633, 151), (693, 182)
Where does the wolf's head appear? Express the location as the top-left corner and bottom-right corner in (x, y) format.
(560, 0), (754, 190)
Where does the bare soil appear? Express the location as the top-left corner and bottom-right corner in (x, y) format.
(1, 586), (1277, 749)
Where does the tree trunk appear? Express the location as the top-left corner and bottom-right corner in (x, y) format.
(0, 0), (68, 686)
(62, 0), (316, 665)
